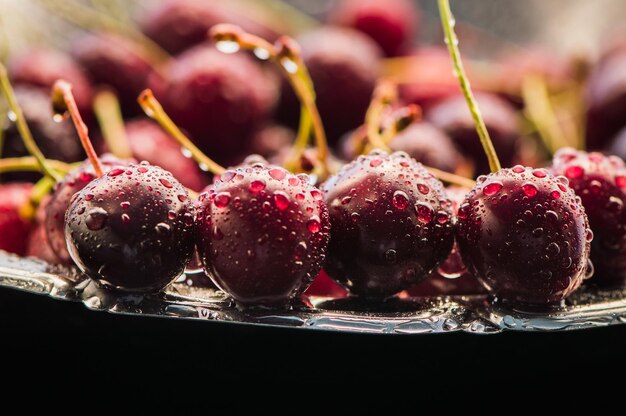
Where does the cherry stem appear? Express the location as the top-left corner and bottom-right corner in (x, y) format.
(93, 89), (133, 159)
(426, 166), (476, 189)
(209, 24), (330, 176)
(0, 109), (5, 159)
(0, 63), (62, 181)
(137, 89), (225, 176)
(380, 104), (421, 145)
(364, 79), (397, 152)
(0, 156), (72, 175)
(52, 79), (104, 177)
(438, 0), (501, 173)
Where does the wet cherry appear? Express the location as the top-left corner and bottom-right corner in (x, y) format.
(65, 162), (195, 291)
(455, 166), (592, 306)
(195, 163), (330, 306)
(322, 151), (454, 299)
(550, 148), (626, 286)
(45, 154), (130, 264)
(0, 183), (34, 256)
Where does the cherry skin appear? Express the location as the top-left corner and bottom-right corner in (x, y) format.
(141, 0), (278, 55)
(45, 155), (130, 265)
(65, 162), (195, 292)
(404, 187), (485, 297)
(0, 183), (34, 256)
(277, 27), (383, 146)
(1, 87), (84, 183)
(72, 33), (153, 117)
(550, 148), (626, 286)
(322, 150), (454, 299)
(9, 49), (93, 120)
(426, 92), (519, 176)
(456, 166), (592, 306)
(154, 46), (278, 164)
(25, 196), (59, 264)
(195, 163), (330, 306)
(329, 0), (420, 57)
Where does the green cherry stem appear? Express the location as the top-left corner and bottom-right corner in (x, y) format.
(364, 79), (395, 153)
(138, 89), (225, 176)
(0, 156), (72, 175)
(438, 0), (501, 173)
(0, 62), (61, 181)
(93, 89), (133, 159)
(52, 79), (104, 177)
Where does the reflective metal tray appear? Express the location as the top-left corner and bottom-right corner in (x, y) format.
(2, 251), (626, 334)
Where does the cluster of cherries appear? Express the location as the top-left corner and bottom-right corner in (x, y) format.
(1, 0), (626, 309)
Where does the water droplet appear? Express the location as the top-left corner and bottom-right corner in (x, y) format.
(392, 190), (409, 210)
(137, 167), (148, 173)
(310, 189), (323, 200)
(155, 223), (171, 235)
(177, 194), (188, 202)
(436, 212), (450, 224)
(249, 179), (266, 193)
(288, 177), (299, 186)
(586, 229), (594, 242)
(370, 158), (383, 168)
(532, 169), (547, 178)
(269, 168), (287, 180)
(215, 40), (240, 54)
(415, 202), (434, 224)
(214, 192), (231, 208)
(551, 190), (561, 199)
(341, 196), (352, 205)
(121, 213), (130, 224)
(274, 192), (290, 210)
(7, 111), (17, 122)
(159, 178), (173, 188)
(86, 208), (108, 231)
(483, 182), (503, 196)
(108, 168), (124, 177)
(280, 57), (298, 74)
(351, 212), (360, 223)
(417, 184), (429, 195)
(546, 242), (560, 258)
(307, 217), (321, 233)
(384, 249), (397, 263)
(168, 211), (177, 220)
(85, 194), (94, 201)
(512, 165), (525, 174)
(120, 201), (130, 209)
(522, 183), (538, 198)
(565, 165), (584, 179)
(253, 47), (270, 60)
(220, 171), (236, 182)
(532, 228), (543, 238)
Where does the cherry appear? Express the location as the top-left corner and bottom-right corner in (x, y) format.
(322, 151), (454, 299)
(244, 124), (295, 163)
(550, 148), (626, 286)
(404, 186), (484, 296)
(65, 162), (195, 291)
(426, 92), (519, 176)
(45, 154), (129, 264)
(277, 27), (383, 146)
(585, 51), (626, 150)
(303, 269), (349, 299)
(0, 183), (34, 256)
(608, 126), (626, 160)
(123, 119), (207, 191)
(25, 196), (59, 264)
(153, 45), (278, 164)
(329, 0), (420, 57)
(141, 0), (278, 55)
(1, 87), (83, 183)
(195, 164), (330, 306)
(72, 33), (153, 117)
(8, 49), (93, 120)
(456, 166), (592, 305)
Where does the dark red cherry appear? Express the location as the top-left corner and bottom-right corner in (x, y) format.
(329, 0), (420, 57)
(141, 0), (278, 55)
(303, 269), (349, 299)
(123, 119), (207, 191)
(277, 27), (383, 145)
(404, 187), (485, 296)
(1, 86), (83, 183)
(245, 124), (295, 163)
(65, 163), (195, 291)
(456, 166), (592, 306)
(25, 197), (59, 264)
(72, 33), (153, 117)
(426, 92), (519, 176)
(550, 148), (626, 286)
(154, 46), (277, 164)
(9, 49), (93, 120)
(195, 164), (330, 306)
(45, 154), (130, 265)
(0, 183), (34, 256)
(322, 151), (454, 299)
(585, 51), (626, 150)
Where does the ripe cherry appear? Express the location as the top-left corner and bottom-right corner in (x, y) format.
(0, 183), (34, 256)
(329, 0), (420, 57)
(196, 164), (330, 306)
(456, 166), (592, 305)
(550, 148), (626, 286)
(322, 151), (454, 299)
(45, 154), (129, 264)
(65, 162), (195, 291)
